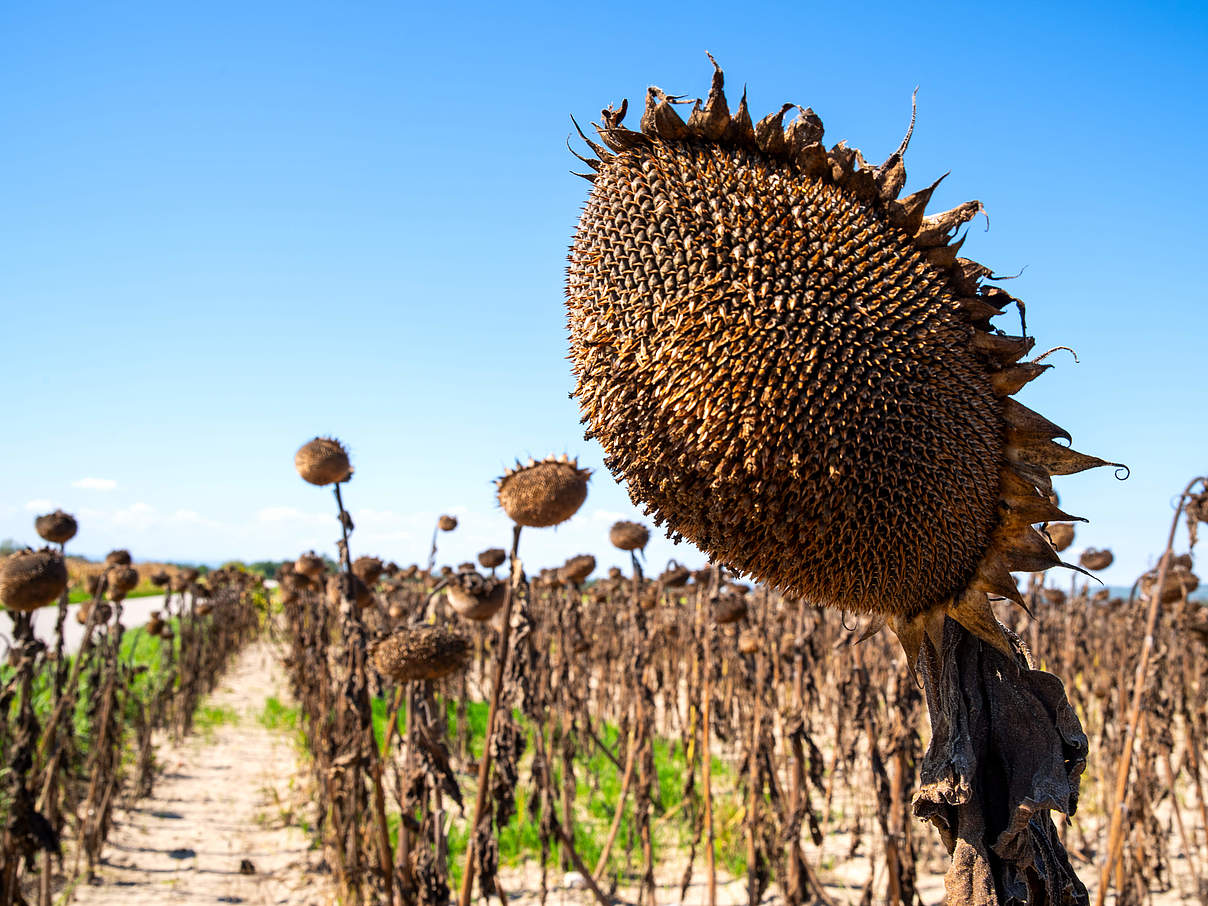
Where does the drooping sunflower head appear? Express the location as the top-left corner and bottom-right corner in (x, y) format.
(0, 548), (68, 612)
(35, 510), (78, 545)
(558, 554), (597, 585)
(495, 455), (591, 528)
(353, 555), (385, 587)
(478, 547), (507, 569)
(295, 436), (353, 486)
(371, 626), (471, 682)
(566, 60), (1122, 662)
(609, 520), (650, 552)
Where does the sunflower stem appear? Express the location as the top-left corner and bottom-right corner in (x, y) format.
(458, 523), (522, 906)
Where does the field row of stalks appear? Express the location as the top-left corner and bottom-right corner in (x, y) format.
(272, 439), (1208, 906)
(0, 511), (265, 905)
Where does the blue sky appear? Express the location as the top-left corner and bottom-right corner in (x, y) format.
(1, 0), (1204, 585)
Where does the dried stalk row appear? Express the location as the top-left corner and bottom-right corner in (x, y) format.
(277, 447), (1206, 906)
(1, 518), (263, 905)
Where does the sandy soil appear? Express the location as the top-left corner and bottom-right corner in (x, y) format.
(67, 640), (336, 905)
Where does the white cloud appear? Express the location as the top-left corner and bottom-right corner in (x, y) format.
(171, 509), (223, 529)
(111, 502), (157, 530)
(23, 499), (54, 512)
(257, 506), (332, 527)
(72, 477), (117, 491)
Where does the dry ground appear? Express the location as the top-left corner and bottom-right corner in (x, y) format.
(67, 640), (335, 905)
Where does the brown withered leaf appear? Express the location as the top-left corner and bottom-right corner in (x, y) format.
(914, 619), (1088, 906)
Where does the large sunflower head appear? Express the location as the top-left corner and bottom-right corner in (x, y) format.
(565, 60), (1122, 663)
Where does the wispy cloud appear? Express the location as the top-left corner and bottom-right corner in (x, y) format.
(257, 506), (332, 527)
(72, 477), (117, 491)
(171, 509), (223, 529)
(23, 499), (54, 512)
(111, 502), (157, 530)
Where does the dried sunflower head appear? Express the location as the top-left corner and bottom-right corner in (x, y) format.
(566, 61), (1121, 663)
(478, 548), (507, 569)
(558, 554), (597, 585)
(609, 520), (650, 552)
(445, 570), (507, 622)
(496, 455), (590, 527)
(0, 548), (68, 611)
(438, 514), (458, 532)
(1078, 548), (1113, 571)
(35, 510), (77, 545)
(353, 556), (385, 587)
(295, 551), (325, 578)
(1045, 523), (1076, 553)
(105, 549), (132, 567)
(295, 437), (353, 486)
(371, 626), (471, 682)
(659, 561), (692, 588)
(325, 573), (373, 609)
(107, 565), (140, 600)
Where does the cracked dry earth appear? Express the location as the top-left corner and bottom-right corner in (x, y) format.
(70, 641), (335, 906)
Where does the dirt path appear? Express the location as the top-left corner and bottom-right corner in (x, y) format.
(69, 639), (335, 906)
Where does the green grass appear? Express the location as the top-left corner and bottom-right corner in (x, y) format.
(194, 703), (240, 729)
(67, 581), (164, 604)
(362, 692), (744, 885)
(260, 695), (308, 753)
(260, 696), (301, 732)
